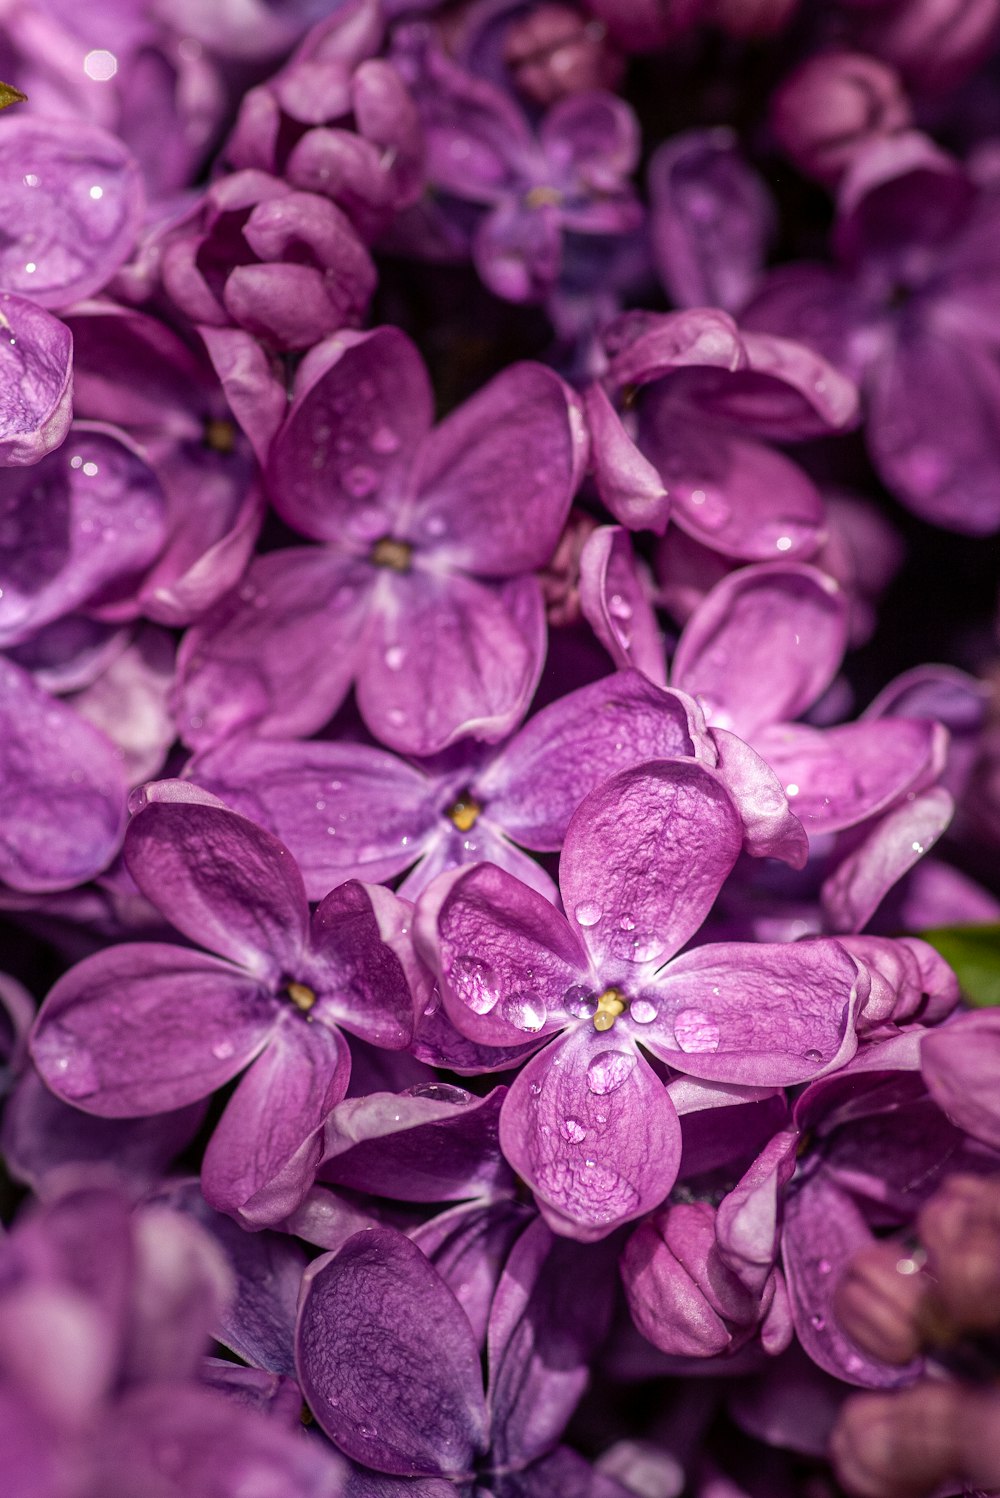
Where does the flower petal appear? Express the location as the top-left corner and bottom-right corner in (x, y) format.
(30, 943), (273, 1116)
(641, 939), (864, 1084)
(921, 1011), (1000, 1152)
(357, 570), (545, 756)
(584, 382), (669, 534)
(0, 294), (73, 467)
(478, 671), (709, 851)
(671, 563), (847, 738)
(296, 1227), (489, 1476)
(202, 1015), (351, 1226)
(708, 728), (808, 867)
(499, 1024), (682, 1240)
(125, 792), (309, 979)
(559, 760), (743, 975)
(820, 787), (954, 932)
(577, 527), (667, 683)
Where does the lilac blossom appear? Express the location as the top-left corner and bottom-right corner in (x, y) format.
(416, 759), (867, 1239)
(186, 669), (714, 902)
(585, 308), (858, 557)
(391, 24), (642, 305)
(30, 782), (426, 1226)
(175, 326), (587, 756)
(769, 53), (912, 188)
(745, 131), (1000, 532)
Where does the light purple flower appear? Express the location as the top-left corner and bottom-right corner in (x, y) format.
(30, 782), (426, 1226)
(175, 326), (587, 756)
(416, 759), (867, 1239)
(585, 307), (858, 556)
(0, 293), (74, 467)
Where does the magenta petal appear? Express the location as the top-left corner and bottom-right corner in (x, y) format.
(296, 1227), (489, 1476)
(0, 658), (127, 892)
(478, 671), (708, 850)
(820, 788), (955, 932)
(782, 1175), (919, 1388)
(0, 118), (144, 306)
(30, 943), (273, 1115)
(868, 333), (1000, 534)
(716, 1129), (799, 1294)
(584, 383), (670, 533)
(499, 1025), (682, 1241)
(125, 794), (309, 979)
(198, 326), (287, 470)
(0, 294), (73, 467)
(641, 940), (864, 1084)
(419, 862), (586, 1048)
(397, 823), (561, 906)
(268, 327), (432, 542)
(577, 527), (667, 683)
(410, 363), (584, 574)
(189, 737), (439, 901)
(753, 718), (948, 834)
(559, 761), (743, 974)
(671, 563), (847, 738)
(620, 1200), (749, 1356)
(709, 728), (808, 868)
(310, 881), (423, 1050)
(641, 414), (826, 561)
(358, 571), (545, 756)
(920, 1011), (1000, 1151)
(202, 1016), (350, 1226)
(174, 548), (372, 748)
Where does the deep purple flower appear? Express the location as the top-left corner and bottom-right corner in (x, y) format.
(745, 132), (1000, 532)
(175, 326), (587, 756)
(30, 782), (426, 1225)
(770, 52), (911, 188)
(416, 759), (866, 1239)
(585, 307), (858, 557)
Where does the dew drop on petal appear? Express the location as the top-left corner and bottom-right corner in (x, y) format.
(575, 902), (602, 927)
(212, 1040), (235, 1060)
(384, 645), (405, 671)
(618, 913), (635, 931)
(629, 997), (658, 1024)
(560, 1117), (586, 1143)
(448, 954), (499, 1014)
(370, 425), (399, 454)
(673, 1008), (720, 1054)
(563, 983), (595, 1018)
(50, 1048), (98, 1100)
(587, 1049), (637, 1095)
(810, 1314), (826, 1331)
(409, 1082), (470, 1104)
(804, 1048), (822, 1063)
(502, 992), (546, 1032)
(817, 1258), (832, 1275)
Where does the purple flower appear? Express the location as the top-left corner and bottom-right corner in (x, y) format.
(769, 52), (911, 188)
(175, 326), (587, 756)
(745, 131), (1000, 532)
(30, 782), (426, 1225)
(0, 293), (74, 468)
(392, 25), (642, 304)
(185, 669), (713, 902)
(416, 759), (866, 1239)
(585, 307), (858, 556)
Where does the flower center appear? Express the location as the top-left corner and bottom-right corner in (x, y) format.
(593, 986), (626, 1032)
(284, 981), (317, 1013)
(446, 793), (482, 832)
(370, 536), (413, 572)
(524, 184), (563, 208)
(203, 417), (237, 453)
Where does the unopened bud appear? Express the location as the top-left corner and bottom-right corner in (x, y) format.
(503, 4), (625, 106)
(771, 52), (911, 187)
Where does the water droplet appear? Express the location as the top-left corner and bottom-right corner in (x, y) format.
(563, 983), (595, 1018)
(529, 1081), (542, 1097)
(502, 992), (546, 1032)
(574, 902), (602, 927)
(357, 1423), (378, 1440)
(630, 933), (661, 963)
(775, 535), (792, 552)
(560, 1117), (586, 1143)
(387, 708), (406, 726)
(618, 914), (635, 931)
(607, 593), (632, 622)
(48, 1048), (98, 1100)
(684, 484), (730, 531)
(370, 425), (399, 454)
(384, 645), (404, 671)
(448, 954), (499, 1014)
(587, 1049), (636, 1095)
(817, 1258), (832, 1275)
(804, 1048), (822, 1063)
(629, 997), (658, 1024)
(409, 1083), (470, 1104)
(212, 1040), (235, 1060)
(810, 1313), (826, 1331)
(911, 841), (924, 854)
(345, 464), (377, 497)
(673, 1009), (721, 1054)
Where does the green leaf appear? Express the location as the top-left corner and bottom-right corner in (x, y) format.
(921, 923), (1000, 1008)
(0, 82), (27, 111)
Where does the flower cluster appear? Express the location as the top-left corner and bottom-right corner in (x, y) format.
(1, 1), (1000, 1496)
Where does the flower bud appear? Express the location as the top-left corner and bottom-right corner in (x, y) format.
(503, 4), (625, 107)
(709, 0), (799, 36)
(830, 1382), (964, 1498)
(918, 1175), (1000, 1333)
(833, 1240), (930, 1365)
(771, 52), (911, 187)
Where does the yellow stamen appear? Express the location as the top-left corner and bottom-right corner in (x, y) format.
(524, 185), (563, 208)
(204, 417), (237, 453)
(370, 536), (413, 572)
(447, 795), (481, 833)
(593, 986), (626, 1032)
(286, 982), (317, 1013)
